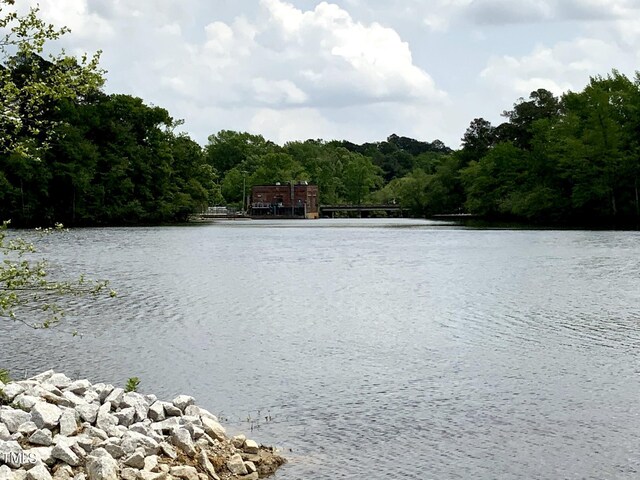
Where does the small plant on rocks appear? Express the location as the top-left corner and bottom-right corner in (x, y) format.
(125, 376), (141, 392)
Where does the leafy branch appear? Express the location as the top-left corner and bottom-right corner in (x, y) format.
(0, 0), (104, 160)
(0, 220), (116, 332)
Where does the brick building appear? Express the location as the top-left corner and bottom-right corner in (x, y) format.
(250, 182), (319, 219)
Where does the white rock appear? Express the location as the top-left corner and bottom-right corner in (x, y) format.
(70, 443), (87, 461)
(169, 466), (198, 480)
(147, 403), (164, 423)
(135, 472), (163, 480)
(186, 425), (203, 440)
(225, 454), (247, 476)
(66, 380), (91, 395)
(171, 396), (194, 413)
(52, 465), (73, 480)
(113, 408), (135, 428)
(185, 406), (217, 422)
(243, 439), (259, 454)
(84, 426), (108, 441)
(14, 470), (28, 480)
(122, 452), (145, 469)
(129, 425), (162, 444)
(75, 435), (95, 453)
(82, 391), (100, 405)
(180, 416), (201, 428)
(182, 406), (199, 418)
(86, 453), (119, 480)
(0, 424), (9, 441)
(44, 374), (72, 390)
(61, 392), (86, 407)
(170, 428), (195, 457)
(199, 434), (217, 447)
(93, 385), (114, 403)
(142, 455), (158, 472)
(39, 393), (73, 409)
(29, 447), (54, 467)
(1, 384), (25, 402)
(0, 408), (32, 433)
(103, 389), (124, 408)
(29, 371), (55, 383)
(100, 443), (125, 460)
(149, 418), (181, 434)
(106, 425), (127, 438)
(0, 465), (11, 480)
(120, 432), (158, 456)
(75, 405), (99, 424)
(200, 418), (225, 442)
(16, 380), (40, 389)
(244, 461), (257, 473)
(52, 435), (76, 448)
(158, 443), (177, 460)
(144, 395), (157, 405)
(17, 422), (38, 436)
(161, 403), (182, 418)
(39, 384), (62, 396)
(31, 403), (62, 430)
(120, 469), (137, 480)
(26, 464), (51, 480)
(95, 404), (117, 432)
(58, 410), (77, 437)
(196, 451), (219, 480)
(73, 475), (86, 480)
(121, 394), (149, 423)
(29, 429), (53, 447)
(13, 396), (40, 411)
(88, 448), (112, 459)
(97, 402), (112, 417)
(0, 440), (25, 468)
(51, 444), (80, 466)
(231, 435), (246, 448)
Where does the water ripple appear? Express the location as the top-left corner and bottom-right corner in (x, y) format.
(2, 221), (640, 479)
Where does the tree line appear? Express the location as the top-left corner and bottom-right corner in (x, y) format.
(2, 1), (639, 227)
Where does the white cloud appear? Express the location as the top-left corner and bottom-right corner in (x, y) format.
(247, 0), (445, 106)
(404, 0), (640, 31)
(29, 0), (446, 144)
(249, 108), (335, 143)
(23, 0), (114, 46)
(18, 0), (640, 148)
(480, 29), (640, 107)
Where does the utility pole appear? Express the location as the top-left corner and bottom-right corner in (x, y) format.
(242, 170), (247, 214)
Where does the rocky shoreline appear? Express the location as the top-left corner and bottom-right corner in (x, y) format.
(0, 371), (285, 480)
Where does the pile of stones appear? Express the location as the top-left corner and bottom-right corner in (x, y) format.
(0, 371), (285, 480)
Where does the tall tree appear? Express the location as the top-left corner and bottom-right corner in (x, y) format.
(0, 0), (103, 160)
(341, 153), (383, 205)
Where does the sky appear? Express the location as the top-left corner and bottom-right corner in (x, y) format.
(21, 0), (640, 148)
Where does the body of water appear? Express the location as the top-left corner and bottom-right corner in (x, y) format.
(2, 219), (640, 479)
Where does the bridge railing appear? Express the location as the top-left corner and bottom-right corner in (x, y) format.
(320, 204), (402, 211)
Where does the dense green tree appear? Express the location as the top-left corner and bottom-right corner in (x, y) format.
(497, 88), (560, 149)
(204, 130), (275, 176)
(460, 118), (496, 165)
(341, 153), (383, 205)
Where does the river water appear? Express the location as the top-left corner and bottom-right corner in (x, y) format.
(2, 219), (640, 479)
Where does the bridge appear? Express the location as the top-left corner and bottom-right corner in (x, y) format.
(319, 204), (403, 217)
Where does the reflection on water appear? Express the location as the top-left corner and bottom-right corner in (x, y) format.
(2, 219), (640, 479)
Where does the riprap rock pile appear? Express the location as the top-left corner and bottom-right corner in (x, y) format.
(0, 371), (285, 480)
